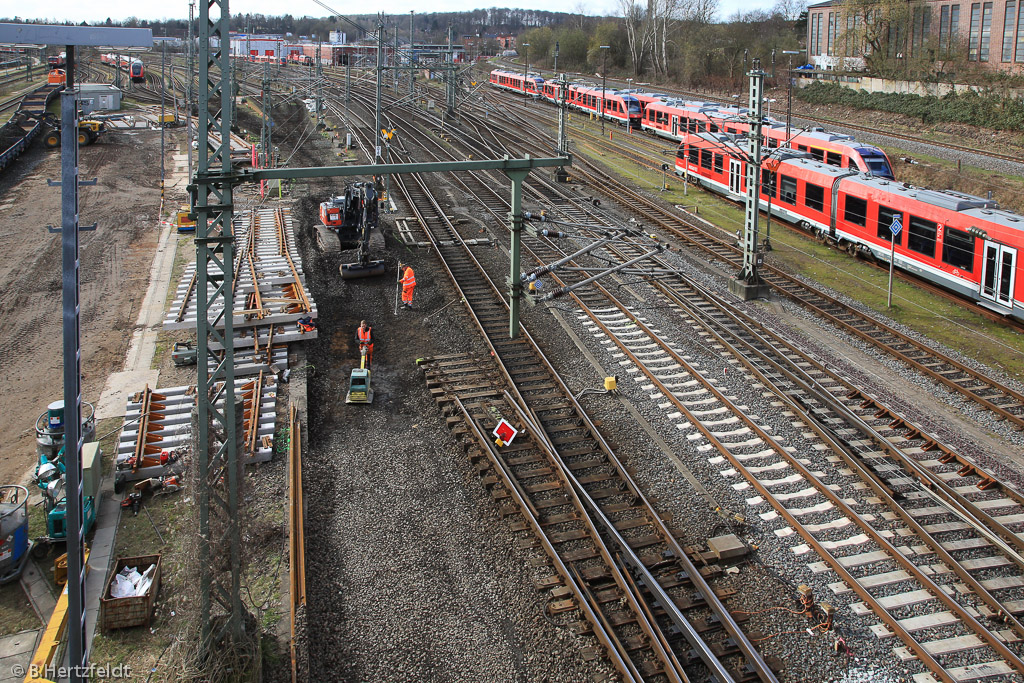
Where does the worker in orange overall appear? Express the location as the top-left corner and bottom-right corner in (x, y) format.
(356, 320), (373, 366)
(399, 263), (416, 309)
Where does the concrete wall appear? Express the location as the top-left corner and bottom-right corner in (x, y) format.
(795, 71), (1024, 98)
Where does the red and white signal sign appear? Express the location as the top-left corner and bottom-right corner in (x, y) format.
(492, 419), (518, 446)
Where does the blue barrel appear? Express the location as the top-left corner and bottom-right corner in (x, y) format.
(0, 486), (29, 582)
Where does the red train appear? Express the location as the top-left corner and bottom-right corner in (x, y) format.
(489, 69), (543, 97)
(643, 98), (894, 179)
(491, 70), (644, 128)
(101, 54), (145, 83)
(676, 134), (1022, 319)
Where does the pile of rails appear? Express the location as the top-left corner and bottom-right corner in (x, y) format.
(115, 206), (317, 485)
(164, 206), (317, 354)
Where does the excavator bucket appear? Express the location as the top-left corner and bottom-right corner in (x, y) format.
(340, 260), (386, 279)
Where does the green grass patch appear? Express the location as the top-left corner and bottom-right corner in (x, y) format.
(0, 581), (41, 636)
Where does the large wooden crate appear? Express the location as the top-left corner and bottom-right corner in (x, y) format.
(99, 554), (162, 631)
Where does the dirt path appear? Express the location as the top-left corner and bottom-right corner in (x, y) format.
(0, 128), (171, 484)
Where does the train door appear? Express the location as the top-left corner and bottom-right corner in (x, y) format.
(728, 159), (742, 195)
(981, 241), (1017, 309)
(671, 116), (678, 137)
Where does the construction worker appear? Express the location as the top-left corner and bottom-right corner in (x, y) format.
(356, 320), (373, 366)
(399, 263), (416, 309)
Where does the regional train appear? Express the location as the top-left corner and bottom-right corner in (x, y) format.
(100, 53), (145, 83)
(676, 133), (1023, 319)
(641, 98), (895, 179)
(490, 68), (892, 179)
(488, 67), (1022, 320)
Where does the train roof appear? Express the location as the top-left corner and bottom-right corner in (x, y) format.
(794, 128), (856, 143)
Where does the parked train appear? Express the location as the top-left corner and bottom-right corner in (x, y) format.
(47, 52), (66, 68)
(489, 68), (892, 178)
(100, 54), (145, 83)
(490, 69), (644, 129)
(676, 133), (1023, 319)
(642, 98), (894, 179)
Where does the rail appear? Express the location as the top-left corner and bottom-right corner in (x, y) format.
(288, 404), (306, 683)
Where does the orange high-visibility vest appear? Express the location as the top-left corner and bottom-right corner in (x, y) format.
(401, 267), (416, 288)
(357, 326), (372, 345)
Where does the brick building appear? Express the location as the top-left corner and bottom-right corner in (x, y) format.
(807, 0), (1024, 71)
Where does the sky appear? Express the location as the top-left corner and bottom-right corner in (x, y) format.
(10, 0), (764, 26)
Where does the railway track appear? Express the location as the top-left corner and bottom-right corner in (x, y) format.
(492, 91), (1024, 334)
(332, 87), (780, 683)
(466, 95), (1024, 434)
(341, 78), (1024, 680)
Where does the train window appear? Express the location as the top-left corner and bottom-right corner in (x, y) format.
(877, 205), (902, 243)
(907, 215), (937, 258)
(688, 120), (697, 134)
(826, 151), (842, 166)
(779, 175), (798, 204)
(768, 138), (779, 148)
(688, 146), (699, 164)
(761, 169), (777, 197)
(714, 154), (723, 173)
(710, 122), (719, 133)
(697, 121), (707, 133)
(700, 149), (713, 170)
(677, 145), (688, 160)
(844, 196), (867, 226)
(809, 147), (825, 162)
(805, 183), (825, 212)
(941, 227), (975, 271)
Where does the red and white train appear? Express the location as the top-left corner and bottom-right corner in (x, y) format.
(489, 69), (544, 97)
(643, 98), (894, 179)
(491, 69), (644, 128)
(101, 53), (145, 83)
(676, 134), (1022, 319)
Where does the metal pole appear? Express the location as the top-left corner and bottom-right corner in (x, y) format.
(738, 60), (765, 287)
(405, 10), (409, 99)
(508, 169), (529, 338)
(554, 41), (559, 72)
(60, 46), (87, 683)
(887, 237), (896, 307)
(600, 46), (610, 136)
(196, 0), (243, 650)
(375, 16), (383, 164)
(187, 0), (195, 182)
(787, 60), (792, 144)
(160, 37), (166, 213)
(394, 26), (399, 96)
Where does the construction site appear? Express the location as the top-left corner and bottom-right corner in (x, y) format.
(4, 6), (1024, 683)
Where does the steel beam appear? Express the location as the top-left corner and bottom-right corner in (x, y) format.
(245, 156), (569, 181)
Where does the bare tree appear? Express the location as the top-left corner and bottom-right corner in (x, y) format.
(618, 0), (653, 75)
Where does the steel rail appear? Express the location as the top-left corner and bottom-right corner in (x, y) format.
(287, 403), (306, 683)
(576, 290), (1022, 680)
(453, 396), (644, 683)
(389, 151), (720, 681)
(646, 273), (1024, 642)
(478, 103), (1024, 431)
(362, 95), (778, 682)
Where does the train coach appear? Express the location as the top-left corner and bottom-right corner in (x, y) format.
(566, 84), (643, 128)
(489, 69), (543, 97)
(645, 99), (894, 179)
(676, 134), (1023, 319)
